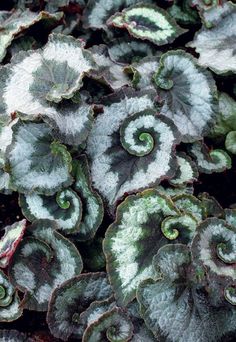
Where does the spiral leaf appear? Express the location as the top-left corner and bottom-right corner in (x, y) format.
(137, 244), (236, 341)
(9, 219), (83, 311)
(191, 218), (236, 281)
(83, 307), (133, 342)
(0, 33), (97, 146)
(72, 155), (104, 240)
(154, 50), (218, 142)
(103, 189), (199, 306)
(47, 273), (112, 341)
(169, 152), (199, 187)
(224, 285), (236, 305)
(19, 189), (82, 234)
(86, 88), (180, 207)
(0, 270), (22, 322)
(172, 194), (206, 222)
(189, 141), (232, 174)
(161, 214), (198, 243)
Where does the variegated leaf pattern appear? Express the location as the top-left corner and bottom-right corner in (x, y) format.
(0, 270), (23, 322)
(6, 121), (73, 195)
(72, 156), (104, 240)
(89, 45), (130, 90)
(137, 244), (236, 341)
(188, 5), (236, 74)
(86, 88), (180, 207)
(169, 152), (199, 187)
(107, 3), (186, 46)
(191, 0), (234, 28)
(192, 218), (236, 281)
(83, 0), (153, 30)
(9, 219), (83, 311)
(0, 33), (96, 125)
(154, 50), (218, 142)
(104, 189), (200, 306)
(189, 141), (232, 174)
(125, 56), (160, 91)
(47, 272), (112, 341)
(19, 189), (82, 234)
(0, 219), (27, 268)
(108, 38), (156, 64)
(83, 307), (133, 342)
(0, 9), (63, 62)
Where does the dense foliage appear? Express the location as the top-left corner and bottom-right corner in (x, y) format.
(0, 0), (235, 341)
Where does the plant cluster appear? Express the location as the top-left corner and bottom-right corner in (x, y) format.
(0, 0), (235, 341)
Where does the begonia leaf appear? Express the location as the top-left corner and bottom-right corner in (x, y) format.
(154, 50), (218, 142)
(107, 3), (186, 46)
(9, 219), (83, 311)
(86, 88), (180, 207)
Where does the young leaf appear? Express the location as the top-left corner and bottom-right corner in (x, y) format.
(76, 297), (116, 339)
(169, 152), (198, 186)
(47, 272), (112, 340)
(191, 218), (236, 281)
(72, 156), (104, 240)
(172, 193), (206, 222)
(198, 192), (224, 218)
(125, 56), (160, 91)
(191, 0), (234, 28)
(127, 301), (156, 341)
(137, 244), (236, 341)
(168, 0), (199, 25)
(19, 189), (82, 234)
(210, 92), (236, 137)
(86, 88), (180, 207)
(0, 270), (22, 322)
(225, 131), (236, 155)
(6, 121), (73, 196)
(103, 189), (200, 306)
(154, 50), (218, 142)
(108, 38), (156, 64)
(0, 9), (63, 62)
(42, 101), (94, 146)
(0, 33), (96, 125)
(0, 219), (27, 268)
(83, 0), (153, 30)
(189, 141), (232, 174)
(83, 307), (133, 342)
(107, 3), (186, 46)
(9, 219), (83, 311)
(188, 7), (236, 74)
(89, 45), (131, 90)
